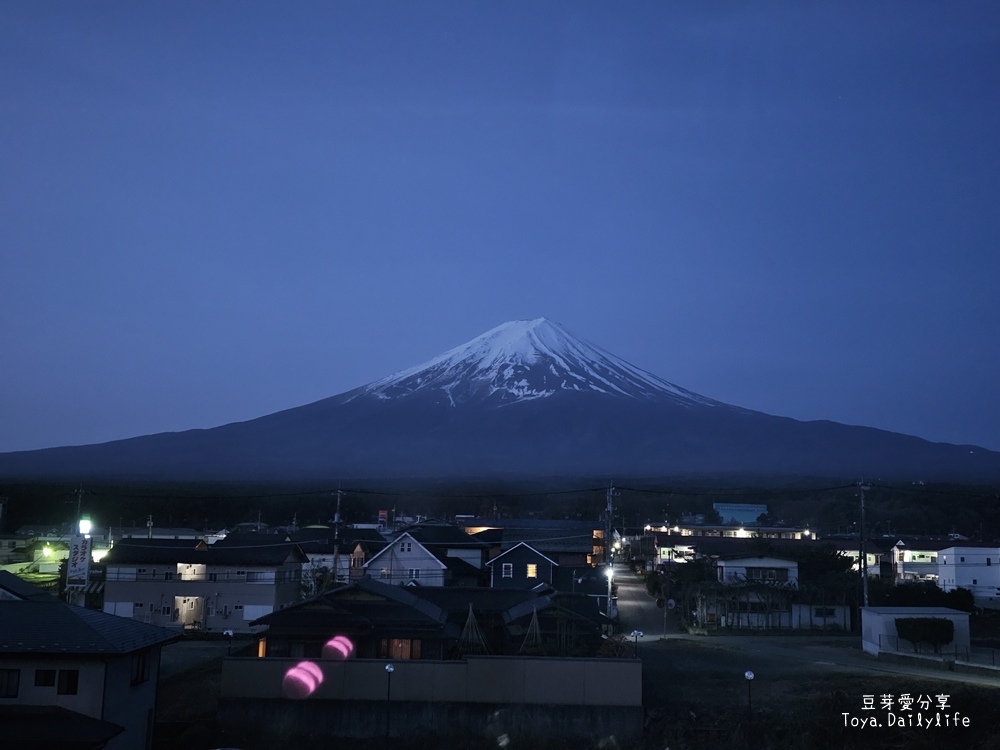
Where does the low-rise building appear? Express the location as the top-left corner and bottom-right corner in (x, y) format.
(0, 571), (179, 750)
(102, 537), (307, 634)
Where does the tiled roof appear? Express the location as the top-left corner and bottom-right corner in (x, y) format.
(103, 538), (308, 566)
(460, 518), (600, 531)
(0, 571), (59, 602)
(0, 577), (180, 655)
(254, 578), (460, 638)
(402, 525), (490, 548)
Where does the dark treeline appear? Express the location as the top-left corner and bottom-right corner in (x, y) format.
(1, 478), (998, 540)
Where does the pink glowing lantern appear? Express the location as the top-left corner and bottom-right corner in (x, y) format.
(323, 635), (355, 660)
(282, 660), (324, 699)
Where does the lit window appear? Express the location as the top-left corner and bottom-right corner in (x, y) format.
(526, 564), (538, 579)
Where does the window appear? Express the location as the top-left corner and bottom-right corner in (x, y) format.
(209, 572), (218, 582)
(526, 564), (538, 579)
(502, 563), (513, 578)
(57, 669), (79, 695)
(35, 669), (56, 687)
(234, 604), (244, 611)
(380, 638), (422, 660)
(399, 542), (411, 553)
(988, 559), (992, 566)
(162, 606), (171, 616)
(961, 557), (965, 563)
(380, 568), (391, 580)
(973, 579), (978, 585)
(131, 650), (151, 685)
(0, 669), (20, 698)
(163, 572), (174, 581)
(408, 568), (420, 579)
(236, 570), (246, 577)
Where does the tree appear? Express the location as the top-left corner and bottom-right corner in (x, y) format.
(895, 617), (954, 653)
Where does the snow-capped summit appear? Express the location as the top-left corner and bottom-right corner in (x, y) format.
(3, 317), (999, 482)
(360, 318), (722, 408)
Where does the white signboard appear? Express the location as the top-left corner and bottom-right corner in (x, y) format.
(67, 535), (91, 587)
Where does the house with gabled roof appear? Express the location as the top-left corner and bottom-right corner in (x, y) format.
(395, 522), (492, 570)
(364, 531), (485, 587)
(0, 571), (179, 750)
(250, 576), (609, 661)
(486, 542), (558, 589)
(460, 518), (602, 567)
(102, 537), (308, 634)
(283, 526), (387, 590)
(255, 577), (461, 660)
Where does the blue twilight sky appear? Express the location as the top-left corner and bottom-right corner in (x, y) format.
(2, 2), (999, 454)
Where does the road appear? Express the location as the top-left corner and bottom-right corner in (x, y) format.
(612, 567), (1000, 692)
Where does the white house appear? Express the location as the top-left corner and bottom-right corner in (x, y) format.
(0, 571), (179, 750)
(716, 556), (799, 587)
(365, 533), (449, 586)
(937, 546), (1000, 609)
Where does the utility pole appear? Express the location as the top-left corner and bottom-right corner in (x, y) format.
(605, 482), (614, 566)
(859, 481), (872, 607)
(332, 489), (344, 586)
(75, 485), (86, 524)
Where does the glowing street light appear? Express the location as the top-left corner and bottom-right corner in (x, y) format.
(631, 629), (643, 656)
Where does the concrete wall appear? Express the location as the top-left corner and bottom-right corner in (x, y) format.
(222, 655), (640, 705)
(219, 655), (642, 742)
(862, 608), (971, 657)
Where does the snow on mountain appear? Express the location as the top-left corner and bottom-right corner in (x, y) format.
(357, 318), (725, 408)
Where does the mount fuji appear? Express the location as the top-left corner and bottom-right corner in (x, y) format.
(2, 318), (998, 481)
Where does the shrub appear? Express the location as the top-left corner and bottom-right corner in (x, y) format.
(894, 617), (954, 653)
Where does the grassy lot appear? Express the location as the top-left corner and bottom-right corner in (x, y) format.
(641, 638), (1000, 750)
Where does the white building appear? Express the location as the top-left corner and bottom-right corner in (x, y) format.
(937, 546), (1000, 609)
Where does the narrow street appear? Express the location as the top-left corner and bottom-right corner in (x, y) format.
(612, 564), (682, 643)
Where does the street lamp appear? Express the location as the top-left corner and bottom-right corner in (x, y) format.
(630, 630), (643, 656)
(384, 663), (395, 741)
(744, 670), (754, 721)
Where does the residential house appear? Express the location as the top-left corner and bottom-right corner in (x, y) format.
(486, 542), (558, 589)
(102, 537), (308, 634)
(460, 518), (603, 567)
(693, 554), (850, 630)
(288, 526), (388, 588)
(0, 571), (179, 750)
(937, 546), (1000, 609)
(253, 577), (608, 661)
(365, 530), (485, 587)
